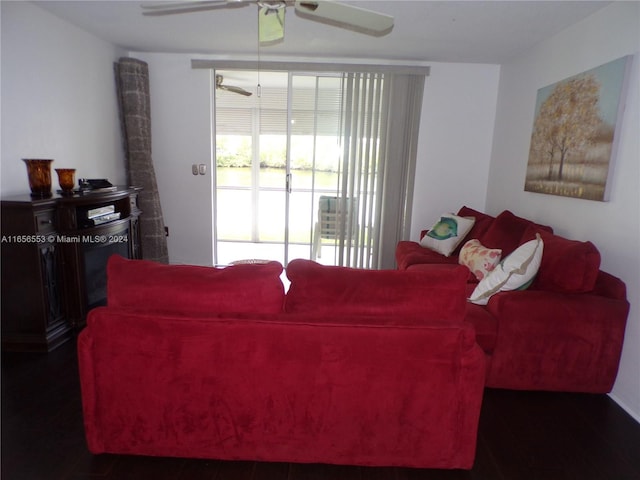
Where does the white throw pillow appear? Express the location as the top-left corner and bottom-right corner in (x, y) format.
(420, 214), (475, 257)
(468, 234), (544, 305)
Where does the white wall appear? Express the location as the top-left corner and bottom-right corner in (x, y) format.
(488, 2), (640, 421)
(133, 53), (214, 266)
(410, 62), (500, 239)
(1, 2), (127, 195)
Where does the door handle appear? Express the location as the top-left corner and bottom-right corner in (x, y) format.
(286, 173), (292, 193)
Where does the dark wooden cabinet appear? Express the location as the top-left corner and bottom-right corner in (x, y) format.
(1, 186), (142, 352)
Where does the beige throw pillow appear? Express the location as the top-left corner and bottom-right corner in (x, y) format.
(459, 239), (502, 280)
(420, 214), (475, 257)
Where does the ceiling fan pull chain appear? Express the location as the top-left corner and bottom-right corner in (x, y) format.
(257, 5), (261, 98)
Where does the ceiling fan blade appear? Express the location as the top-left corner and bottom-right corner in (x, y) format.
(141, 1), (226, 11)
(294, 1), (393, 35)
(259, 4), (286, 45)
(216, 75), (253, 96)
(141, 0), (248, 16)
(222, 85), (253, 96)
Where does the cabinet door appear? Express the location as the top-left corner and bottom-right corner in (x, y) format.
(39, 243), (65, 330)
(1, 205), (73, 352)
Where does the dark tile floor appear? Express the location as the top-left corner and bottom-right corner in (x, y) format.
(3, 338), (639, 480)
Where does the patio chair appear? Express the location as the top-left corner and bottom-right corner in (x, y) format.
(312, 196), (357, 260)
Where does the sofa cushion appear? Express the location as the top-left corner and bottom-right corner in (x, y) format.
(395, 240), (459, 270)
(107, 255), (285, 315)
(468, 234), (544, 305)
(420, 214), (475, 257)
(459, 239), (502, 281)
(285, 259), (469, 322)
(456, 206), (495, 243)
(479, 210), (552, 257)
(521, 227), (601, 293)
(407, 262), (478, 283)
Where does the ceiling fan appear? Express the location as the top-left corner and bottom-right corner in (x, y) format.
(141, 0), (394, 44)
(216, 74), (253, 96)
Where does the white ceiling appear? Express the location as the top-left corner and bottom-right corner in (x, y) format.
(33, 1), (612, 64)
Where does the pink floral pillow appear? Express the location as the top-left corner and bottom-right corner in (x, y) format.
(459, 239), (502, 281)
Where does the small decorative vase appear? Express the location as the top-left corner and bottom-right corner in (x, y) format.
(23, 159), (54, 197)
(55, 168), (76, 194)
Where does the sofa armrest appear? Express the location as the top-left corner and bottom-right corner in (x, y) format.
(77, 326), (102, 453)
(592, 270), (627, 300)
(485, 289), (629, 393)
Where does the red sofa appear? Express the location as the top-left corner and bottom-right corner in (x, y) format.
(396, 206), (629, 393)
(78, 256), (486, 469)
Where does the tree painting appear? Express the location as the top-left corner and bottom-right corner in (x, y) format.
(524, 56), (630, 201)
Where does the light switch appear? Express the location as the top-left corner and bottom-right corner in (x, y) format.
(191, 164), (198, 175)
(198, 164), (207, 175)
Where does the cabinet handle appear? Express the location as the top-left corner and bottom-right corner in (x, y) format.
(40, 219), (53, 224)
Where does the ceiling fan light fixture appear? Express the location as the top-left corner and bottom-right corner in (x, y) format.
(258, 3), (285, 44)
(256, 1), (287, 10)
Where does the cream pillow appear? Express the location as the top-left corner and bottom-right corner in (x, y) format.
(468, 234), (544, 305)
(420, 214), (475, 257)
(459, 239), (502, 280)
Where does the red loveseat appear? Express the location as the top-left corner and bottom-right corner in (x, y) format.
(396, 206), (629, 393)
(78, 256), (486, 469)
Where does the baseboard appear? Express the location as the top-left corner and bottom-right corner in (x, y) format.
(608, 392), (640, 424)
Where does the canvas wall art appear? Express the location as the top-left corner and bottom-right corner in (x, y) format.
(524, 55), (632, 201)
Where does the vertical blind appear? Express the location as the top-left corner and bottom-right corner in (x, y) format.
(339, 72), (386, 268)
(377, 74), (426, 268)
(335, 72), (426, 269)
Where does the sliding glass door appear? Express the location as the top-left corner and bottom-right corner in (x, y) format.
(213, 69), (389, 268)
